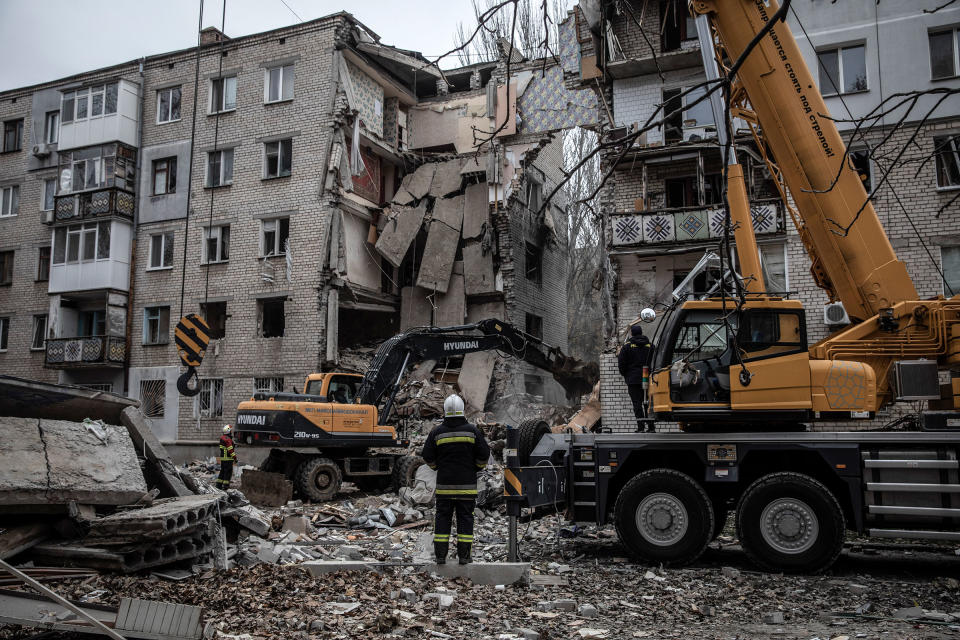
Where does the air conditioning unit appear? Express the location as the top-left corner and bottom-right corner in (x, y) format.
(31, 144), (50, 158)
(42, 210), (53, 224)
(823, 301), (850, 327)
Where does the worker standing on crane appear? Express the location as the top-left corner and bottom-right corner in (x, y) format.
(217, 425), (238, 490)
(421, 394), (491, 565)
(618, 323), (654, 432)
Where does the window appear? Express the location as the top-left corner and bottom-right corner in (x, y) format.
(254, 377), (284, 394)
(930, 28), (960, 80)
(200, 301), (227, 339)
(53, 222), (110, 264)
(759, 242), (788, 294)
(44, 111), (59, 145)
(31, 315), (47, 350)
(196, 378), (224, 418)
(524, 241), (542, 285)
(1, 185), (19, 217)
(57, 143), (134, 195)
(148, 232), (174, 270)
(143, 306), (171, 345)
(736, 310), (804, 361)
(682, 85), (715, 128)
(264, 64), (295, 102)
(259, 297), (285, 337)
(264, 139), (292, 178)
(203, 225), (230, 263)
(0, 251), (13, 285)
(77, 310), (105, 337)
(3, 119), (23, 152)
(671, 320), (728, 363)
(942, 246), (960, 296)
(60, 84), (118, 123)
(152, 157), (177, 195)
(139, 379), (166, 418)
(327, 375), (359, 403)
(0, 317), (8, 351)
(818, 45), (867, 96)
(261, 217), (290, 256)
(935, 135), (960, 188)
(662, 88), (683, 143)
(525, 313), (543, 340)
(848, 148), (872, 192)
(210, 76), (237, 113)
(206, 149), (234, 187)
(157, 87), (182, 123)
(526, 178), (543, 212)
(43, 179), (56, 211)
(36, 247), (50, 281)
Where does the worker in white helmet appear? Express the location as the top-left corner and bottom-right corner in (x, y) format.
(217, 424), (237, 490)
(421, 394), (490, 564)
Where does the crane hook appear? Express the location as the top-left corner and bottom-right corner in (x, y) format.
(177, 366), (201, 397)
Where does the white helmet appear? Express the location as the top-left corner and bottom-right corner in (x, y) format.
(443, 394), (465, 418)
(222, 424), (232, 434)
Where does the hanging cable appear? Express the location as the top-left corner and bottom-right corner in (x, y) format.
(203, 0), (229, 309)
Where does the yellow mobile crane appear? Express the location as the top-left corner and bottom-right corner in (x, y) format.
(502, 0), (960, 573)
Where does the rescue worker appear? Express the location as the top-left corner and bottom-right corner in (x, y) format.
(217, 424), (238, 490)
(421, 394), (490, 565)
(618, 323), (654, 432)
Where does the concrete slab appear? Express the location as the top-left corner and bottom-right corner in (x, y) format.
(240, 470), (293, 507)
(415, 221), (460, 293)
(119, 407), (192, 498)
(87, 494), (221, 541)
(430, 159), (464, 197)
(375, 202), (427, 269)
(432, 195), (464, 230)
(0, 418), (147, 507)
(433, 263), (465, 326)
(459, 351), (497, 412)
(462, 182), (489, 240)
(462, 242), (497, 295)
(391, 187), (415, 206)
(301, 560), (530, 585)
(0, 375), (137, 424)
(400, 286), (434, 330)
(466, 300), (506, 324)
(403, 163), (436, 200)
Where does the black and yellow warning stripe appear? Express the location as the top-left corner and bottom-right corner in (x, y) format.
(502, 468), (522, 496)
(175, 314), (211, 368)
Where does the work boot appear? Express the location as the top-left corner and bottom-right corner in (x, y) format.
(457, 542), (472, 565)
(434, 542), (449, 565)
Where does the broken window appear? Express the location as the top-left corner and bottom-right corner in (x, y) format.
(210, 75), (237, 112)
(1, 185), (19, 217)
(149, 231), (175, 270)
(259, 297), (285, 338)
(264, 139), (292, 178)
(31, 315), (47, 350)
(261, 217), (290, 256)
(204, 225), (230, 263)
(3, 119), (23, 152)
(848, 148), (873, 192)
(661, 0), (697, 52)
(140, 379), (166, 418)
(662, 88), (684, 143)
(264, 64), (295, 103)
(526, 178), (543, 212)
(666, 175), (722, 208)
(143, 306), (170, 345)
(254, 377), (284, 394)
(196, 378), (224, 418)
(200, 301), (227, 339)
(37, 247), (50, 281)
(524, 374), (544, 396)
(0, 317), (7, 350)
(0, 251), (13, 285)
(934, 136), (960, 188)
(152, 157), (177, 195)
(524, 242), (542, 286)
(206, 149), (234, 187)
(525, 313), (543, 340)
(157, 87), (182, 123)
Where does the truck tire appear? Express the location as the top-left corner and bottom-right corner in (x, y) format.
(735, 472), (845, 574)
(295, 457), (342, 502)
(393, 454), (424, 491)
(614, 469), (714, 566)
(517, 419), (551, 466)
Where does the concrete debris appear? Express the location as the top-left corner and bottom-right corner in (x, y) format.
(763, 611), (785, 624)
(430, 158), (465, 197)
(401, 162), (436, 200)
(86, 494), (222, 542)
(238, 470), (293, 507)
(578, 603), (599, 618)
(375, 202), (428, 269)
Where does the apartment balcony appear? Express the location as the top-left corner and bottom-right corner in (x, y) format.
(44, 336), (126, 369)
(610, 198), (785, 248)
(48, 187), (135, 225)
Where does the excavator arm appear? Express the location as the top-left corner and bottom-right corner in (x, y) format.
(356, 318), (599, 420)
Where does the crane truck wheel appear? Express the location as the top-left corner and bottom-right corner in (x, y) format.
(393, 454), (425, 492)
(517, 419), (551, 466)
(735, 472), (845, 574)
(295, 457), (342, 502)
(614, 469), (714, 566)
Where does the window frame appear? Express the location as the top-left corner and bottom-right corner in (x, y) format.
(0, 317), (9, 351)
(261, 217), (290, 257)
(929, 27), (960, 81)
(263, 138), (293, 179)
(53, 222), (110, 265)
(156, 86), (182, 124)
(253, 376), (284, 394)
(31, 314), (47, 351)
(0, 251), (13, 286)
(2, 119), (23, 153)
(203, 225), (230, 264)
(151, 156), (177, 195)
(259, 297), (286, 338)
(142, 305), (171, 346)
(60, 84), (119, 124)
(42, 178), (56, 211)
(524, 241), (543, 286)
(264, 64), (295, 103)
(0, 185), (19, 217)
(205, 149), (234, 187)
(148, 231), (175, 271)
(44, 111), (59, 145)
(817, 43), (868, 97)
(935, 134), (960, 190)
(36, 246), (50, 282)
(209, 75), (238, 114)
(195, 378), (224, 418)
(200, 301), (228, 339)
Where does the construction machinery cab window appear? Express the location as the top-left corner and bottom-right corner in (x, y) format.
(736, 310), (806, 362)
(328, 375), (359, 404)
(670, 318), (730, 364)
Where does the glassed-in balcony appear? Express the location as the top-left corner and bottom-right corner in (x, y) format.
(44, 335), (126, 369)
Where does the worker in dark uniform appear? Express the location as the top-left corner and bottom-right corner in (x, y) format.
(618, 323), (654, 432)
(217, 424), (237, 490)
(421, 394), (490, 565)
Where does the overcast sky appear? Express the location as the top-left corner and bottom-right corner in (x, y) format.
(0, 0), (482, 91)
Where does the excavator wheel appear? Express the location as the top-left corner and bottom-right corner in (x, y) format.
(393, 454), (425, 492)
(295, 457), (342, 502)
(517, 418), (551, 466)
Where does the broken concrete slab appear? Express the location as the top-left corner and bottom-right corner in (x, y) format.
(375, 202), (427, 269)
(462, 182), (489, 240)
(462, 241), (497, 295)
(119, 407), (192, 498)
(0, 375), (138, 424)
(0, 418), (148, 507)
(431, 194), (464, 229)
(31, 529), (214, 573)
(401, 163), (436, 200)
(400, 286), (433, 330)
(301, 560), (530, 585)
(459, 350), (497, 412)
(86, 494), (221, 541)
(239, 470), (293, 507)
(466, 300), (506, 324)
(391, 187), (415, 206)
(431, 159), (465, 197)
(433, 262), (465, 326)
(415, 220), (460, 293)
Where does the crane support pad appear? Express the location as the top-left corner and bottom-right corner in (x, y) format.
(503, 465), (566, 508)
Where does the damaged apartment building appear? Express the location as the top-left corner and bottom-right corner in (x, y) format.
(0, 11), (598, 441)
(578, 0), (960, 430)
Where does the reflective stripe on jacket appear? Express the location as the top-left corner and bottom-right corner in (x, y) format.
(219, 434), (237, 462)
(421, 416), (490, 499)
